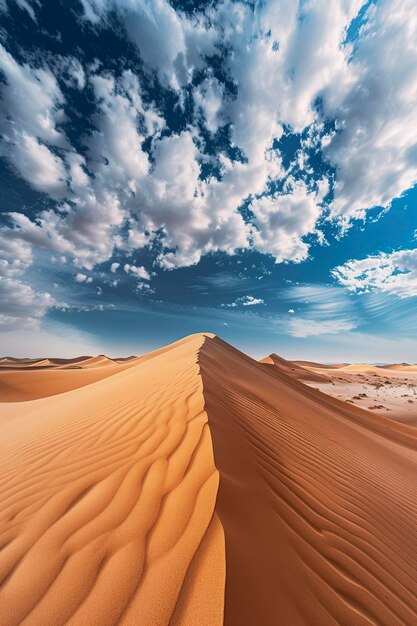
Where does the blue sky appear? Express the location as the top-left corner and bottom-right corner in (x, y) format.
(1, 0), (417, 360)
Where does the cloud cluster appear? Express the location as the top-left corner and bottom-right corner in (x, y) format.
(1, 0), (417, 329)
(332, 247), (417, 298)
(0, 277), (56, 330)
(323, 0), (417, 219)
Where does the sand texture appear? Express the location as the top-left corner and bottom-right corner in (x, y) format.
(0, 335), (224, 625)
(1, 334), (417, 625)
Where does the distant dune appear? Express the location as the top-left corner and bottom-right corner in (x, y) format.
(292, 359), (345, 369)
(260, 353), (330, 383)
(0, 354), (141, 401)
(1, 334), (417, 624)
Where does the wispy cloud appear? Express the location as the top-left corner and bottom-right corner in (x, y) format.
(282, 284), (359, 337)
(288, 317), (356, 338)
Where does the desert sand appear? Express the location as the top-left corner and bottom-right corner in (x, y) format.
(285, 359), (417, 426)
(1, 334), (417, 625)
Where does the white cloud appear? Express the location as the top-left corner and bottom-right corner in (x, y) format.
(251, 180), (324, 263)
(3, 0), (417, 329)
(332, 247), (417, 298)
(123, 263), (150, 280)
(323, 0), (417, 219)
(67, 153), (89, 190)
(0, 277), (56, 330)
(82, 0), (217, 90)
(194, 77), (224, 133)
(0, 44), (66, 145)
(110, 262), (120, 273)
(0, 3), (356, 278)
(241, 296), (264, 306)
(57, 56), (86, 90)
(0, 236), (32, 278)
(89, 71), (156, 185)
(69, 0), (363, 271)
(15, 0), (39, 21)
(75, 273), (92, 283)
(7, 133), (67, 195)
(222, 295), (265, 307)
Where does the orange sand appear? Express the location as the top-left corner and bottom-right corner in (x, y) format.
(260, 352), (330, 383)
(1, 334), (417, 625)
(0, 335), (224, 625)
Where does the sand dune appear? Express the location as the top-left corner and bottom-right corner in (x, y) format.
(388, 364), (417, 372)
(380, 363), (407, 370)
(0, 334), (224, 625)
(260, 353), (330, 383)
(71, 355), (117, 368)
(293, 359), (345, 369)
(0, 357), (141, 402)
(0, 353), (146, 401)
(1, 334), (417, 624)
(341, 364), (386, 373)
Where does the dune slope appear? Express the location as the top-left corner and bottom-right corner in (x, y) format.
(0, 334), (225, 625)
(260, 352), (330, 383)
(1, 334), (417, 625)
(200, 336), (417, 626)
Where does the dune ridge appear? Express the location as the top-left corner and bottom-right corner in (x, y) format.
(1, 334), (417, 624)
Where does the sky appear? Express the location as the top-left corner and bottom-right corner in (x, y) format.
(1, 0), (417, 361)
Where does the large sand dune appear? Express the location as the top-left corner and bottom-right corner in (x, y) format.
(1, 334), (417, 624)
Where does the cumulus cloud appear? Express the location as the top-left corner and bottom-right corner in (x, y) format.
(75, 273), (92, 283)
(7, 133), (67, 195)
(0, 277), (56, 330)
(194, 77), (224, 134)
(0, 44), (66, 145)
(323, 0), (417, 219)
(222, 295), (265, 307)
(0, 236), (33, 278)
(332, 247), (417, 298)
(251, 180), (324, 263)
(123, 264), (150, 280)
(88, 71), (157, 185)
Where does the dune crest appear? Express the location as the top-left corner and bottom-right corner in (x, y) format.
(1, 333), (417, 625)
